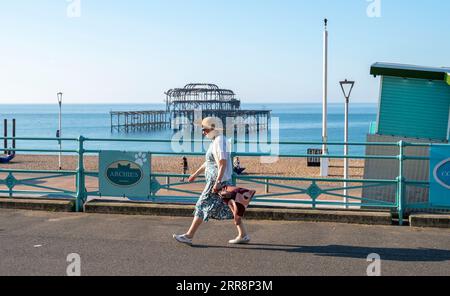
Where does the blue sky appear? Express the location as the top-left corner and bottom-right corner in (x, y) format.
(0, 0), (449, 104)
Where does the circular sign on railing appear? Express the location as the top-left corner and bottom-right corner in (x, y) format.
(105, 160), (144, 187)
(433, 158), (450, 190)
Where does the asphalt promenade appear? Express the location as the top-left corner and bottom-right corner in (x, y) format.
(0, 209), (449, 276)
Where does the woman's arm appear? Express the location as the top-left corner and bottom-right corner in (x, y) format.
(188, 162), (206, 183)
(213, 159), (227, 192)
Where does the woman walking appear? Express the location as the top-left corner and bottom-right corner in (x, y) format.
(173, 117), (250, 246)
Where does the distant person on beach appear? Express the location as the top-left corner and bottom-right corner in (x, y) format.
(173, 117), (250, 246)
(235, 157), (241, 170)
(233, 157), (245, 175)
(181, 156), (189, 182)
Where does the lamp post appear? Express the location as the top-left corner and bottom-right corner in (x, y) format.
(57, 92), (63, 170)
(339, 79), (355, 208)
(321, 18), (329, 177)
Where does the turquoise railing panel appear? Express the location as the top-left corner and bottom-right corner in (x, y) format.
(1, 136), (449, 226)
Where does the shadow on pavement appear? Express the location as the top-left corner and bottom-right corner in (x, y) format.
(192, 243), (450, 262)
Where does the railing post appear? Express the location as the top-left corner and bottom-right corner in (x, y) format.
(265, 178), (270, 194)
(7, 172), (14, 198)
(231, 152), (237, 186)
(166, 176), (170, 189)
(149, 153), (156, 202)
(397, 141), (406, 226)
(3, 119), (7, 154)
(76, 136), (86, 212)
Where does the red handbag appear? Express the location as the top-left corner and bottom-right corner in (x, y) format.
(219, 185), (256, 217)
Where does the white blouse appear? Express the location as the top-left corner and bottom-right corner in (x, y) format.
(209, 135), (233, 183)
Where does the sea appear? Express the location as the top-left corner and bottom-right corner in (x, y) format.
(0, 103), (377, 155)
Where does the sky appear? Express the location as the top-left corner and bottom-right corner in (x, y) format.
(0, 0), (449, 104)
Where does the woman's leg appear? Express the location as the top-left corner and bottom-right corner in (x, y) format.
(236, 220), (248, 238)
(227, 200), (242, 226)
(226, 193), (249, 239)
(227, 199), (237, 216)
(185, 216), (203, 239)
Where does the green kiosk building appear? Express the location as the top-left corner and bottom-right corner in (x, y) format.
(363, 63), (450, 211)
(370, 62), (450, 141)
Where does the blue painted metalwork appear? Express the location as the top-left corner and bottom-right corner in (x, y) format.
(397, 141), (406, 226)
(1, 136), (449, 224)
(76, 136), (86, 212)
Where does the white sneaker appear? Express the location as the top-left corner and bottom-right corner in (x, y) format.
(173, 234), (193, 246)
(228, 235), (251, 245)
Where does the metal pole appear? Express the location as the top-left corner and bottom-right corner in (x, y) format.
(398, 141), (405, 226)
(3, 119), (7, 154)
(231, 153), (237, 187)
(59, 98), (62, 170)
(344, 98), (349, 208)
(321, 18), (329, 177)
(12, 119), (16, 153)
(339, 79), (354, 209)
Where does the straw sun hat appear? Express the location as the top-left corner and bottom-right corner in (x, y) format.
(194, 117), (224, 131)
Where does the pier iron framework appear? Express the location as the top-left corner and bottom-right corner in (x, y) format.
(110, 110), (169, 133)
(110, 83), (271, 134)
(165, 83), (271, 133)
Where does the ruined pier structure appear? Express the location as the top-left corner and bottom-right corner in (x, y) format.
(110, 110), (169, 133)
(110, 83), (271, 133)
(166, 84), (271, 133)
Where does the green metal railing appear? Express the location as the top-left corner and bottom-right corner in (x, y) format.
(0, 137), (79, 207)
(0, 136), (448, 225)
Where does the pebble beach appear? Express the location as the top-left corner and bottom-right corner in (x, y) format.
(1, 154), (365, 181)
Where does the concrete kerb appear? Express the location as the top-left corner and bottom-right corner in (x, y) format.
(3, 197), (450, 228)
(409, 213), (450, 229)
(0, 197), (75, 212)
(84, 201), (393, 226)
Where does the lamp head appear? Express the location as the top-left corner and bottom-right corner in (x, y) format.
(57, 92), (63, 104)
(339, 79), (355, 101)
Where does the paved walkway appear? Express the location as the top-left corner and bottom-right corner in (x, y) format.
(0, 209), (449, 276)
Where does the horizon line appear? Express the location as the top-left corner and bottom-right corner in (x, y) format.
(0, 101), (378, 105)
